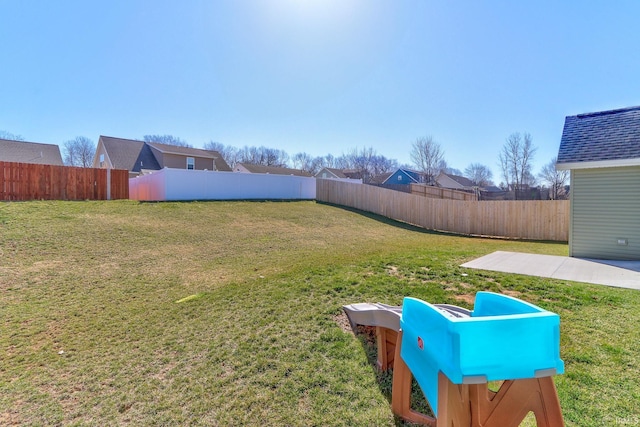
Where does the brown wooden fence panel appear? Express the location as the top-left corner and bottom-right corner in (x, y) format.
(316, 179), (569, 241)
(0, 162), (129, 201)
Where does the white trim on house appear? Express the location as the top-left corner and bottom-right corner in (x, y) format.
(556, 157), (640, 170)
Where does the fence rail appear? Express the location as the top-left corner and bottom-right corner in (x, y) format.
(317, 179), (569, 241)
(0, 162), (129, 201)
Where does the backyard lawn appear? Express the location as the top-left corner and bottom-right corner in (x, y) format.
(1, 200), (638, 426)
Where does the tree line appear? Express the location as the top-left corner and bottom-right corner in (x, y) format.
(1, 130), (569, 199)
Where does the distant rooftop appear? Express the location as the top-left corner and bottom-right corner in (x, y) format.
(0, 138), (64, 165)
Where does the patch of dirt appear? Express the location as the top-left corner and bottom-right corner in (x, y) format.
(334, 312), (377, 346)
(386, 266), (400, 276)
(0, 405), (24, 426)
(503, 290), (522, 298)
(334, 312), (353, 334)
(454, 294), (475, 305)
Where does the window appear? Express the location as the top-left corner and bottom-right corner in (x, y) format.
(398, 175), (403, 181)
(99, 153), (105, 168)
(187, 157), (195, 170)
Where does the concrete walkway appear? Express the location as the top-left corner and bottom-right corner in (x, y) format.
(461, 251), (640, 290)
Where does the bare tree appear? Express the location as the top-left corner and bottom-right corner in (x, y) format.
(63, 136), (95, 167)
(204, 141), (241, 168)
(369, 155), (398, 177)
(143, 134), (192, 147)
(539, 157), (569, 200)
(237, 146), (289, 167)
(441, 165), (462, 176)
(332, 147), (398, 182)
(0, 130), (25, 141)
(319, 154), (334, 169)
(498, 132), (537, 199)
(291, 152), (315, 173)
(464, 163), (494, 186)
(344, 147), (375, 182)
(203, 141), (224, 153)
(410, 136), (445, 183)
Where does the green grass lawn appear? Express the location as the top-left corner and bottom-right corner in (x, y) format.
(1, 200), (638, 426)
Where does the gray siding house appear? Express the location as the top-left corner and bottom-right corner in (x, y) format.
(557, 106), (640, 260)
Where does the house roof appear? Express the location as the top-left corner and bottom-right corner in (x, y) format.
(146, 141), (213, 158)
(369, 172), (393, 185)
(557, 106), (640, 170)
(341, 169), (362, 179)
(438, 172), (475, 188)
(0, 138), (64, 165)
(146, 141), (231, 171)
(98, 136), (231, 172)
(236, 163), (312, 177)
(99, 136), (160, 172)
(480, 185), (504, 193)
(315, 167), (347, 179)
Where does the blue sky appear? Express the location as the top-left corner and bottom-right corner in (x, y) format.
(2, 1), (640, 180)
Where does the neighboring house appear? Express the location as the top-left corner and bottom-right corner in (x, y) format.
(369, 172), (393, 185)
(478, 185), (508, 201)
(315, 167), (346, 179)
(557, 105), (640, 260)
(435, 172), (475, 190)
(381, 168), (426, 186)
(315, 167), (361, 180)
(0, 138), (64, 166)
(233, 163), (312, 177)
(93, 135), (231, 178)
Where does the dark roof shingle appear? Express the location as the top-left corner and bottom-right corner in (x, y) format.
(0, 139), (64, 165)
(100, 136), (160, 172)
(557, 106), (640, 166)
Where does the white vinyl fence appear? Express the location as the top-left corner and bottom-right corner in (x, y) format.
(129, 168), (317, 201)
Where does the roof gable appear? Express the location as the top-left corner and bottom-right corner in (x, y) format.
(0, 138), (64, 165)
(99, 136), (160, 172)
(315, 167), (346, 178)
(382, 168), (422, 184)
(557, 106), (640, 169)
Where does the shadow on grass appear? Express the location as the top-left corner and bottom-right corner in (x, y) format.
(348, 324), (434, 427)
(317, 201), (458, 237)
(319, 201), (569, 246)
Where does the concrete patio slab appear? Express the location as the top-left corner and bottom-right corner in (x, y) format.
(461, 251), (640, 290)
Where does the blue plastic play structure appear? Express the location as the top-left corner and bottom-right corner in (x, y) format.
(343, 291), (566, 426)
(400, 292), (564, 416)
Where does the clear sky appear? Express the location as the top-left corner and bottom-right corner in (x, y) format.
(2, 1), (640, 180)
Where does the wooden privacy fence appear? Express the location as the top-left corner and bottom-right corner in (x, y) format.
(0, 162), (129, 201)
(410, 183), (477, 201)
(317, 179), (569, 241)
